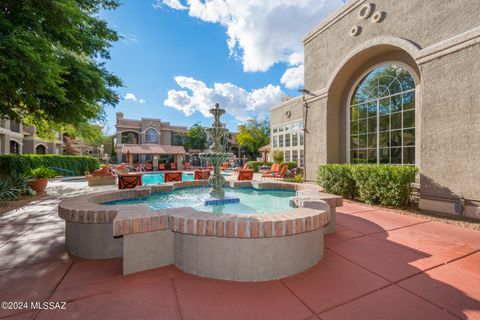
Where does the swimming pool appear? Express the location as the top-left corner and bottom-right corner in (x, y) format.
(142, 172), (231, 185)
(104, 187), (296, 214)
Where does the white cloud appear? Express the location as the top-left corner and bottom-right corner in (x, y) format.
(155, 0), (343, 73)
(125, 93), (138, 101)
(164, 76), (285, 121)
(153, 0), (188, 10)
(125, 93), (147, 104)
(281, 64), (304, 89)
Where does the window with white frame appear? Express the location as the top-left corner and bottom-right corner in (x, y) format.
(292, 132), (298, 146)
(292, 150), (298, 164)
(299, 131), (304, 146)
(278, 134), (284, 148)
(349, 64), (415, 164)
(272, 136), (278, 148)
(299, 150), (304, 167)
(145, 128), (157, 143)
(284, 150), (290, 161)
(285, 133), (290, 147)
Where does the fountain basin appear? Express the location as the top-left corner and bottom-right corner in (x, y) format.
(58, 180), (343, 281)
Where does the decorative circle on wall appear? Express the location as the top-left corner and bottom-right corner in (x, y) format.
(358, 3), (374, 20)
(371, 11), (386, 23)
(349, 26), (362, 37)
(285, 110), (292, 118)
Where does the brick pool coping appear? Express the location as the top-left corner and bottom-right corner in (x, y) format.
(58, 180), (342, 239)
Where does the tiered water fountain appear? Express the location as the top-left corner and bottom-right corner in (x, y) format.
(199, 103), (238, 205)
(59, 102), (342, 280)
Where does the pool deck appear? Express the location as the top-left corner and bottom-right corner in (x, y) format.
(0, 179), (479, 319)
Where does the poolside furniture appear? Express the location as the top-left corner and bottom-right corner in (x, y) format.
(159, 163), (165, 170)
(237, 169), (254, 181)
(87, 165), (116, 186)
(261, 165), (288, 180)
(184, 162), (191, 170)
(194, 170), (210, 180)
(170, 163), (177, 170)
(118, 173), (143, 189)
(243, 163), (251, 170)
(164, 171), (182, 182)
(221, 162), (228, 171)
(133, 162), (140, 170)
(259, 163), (280, 174)
(113, 163), (129, 175)
(145, 162), (153, 171)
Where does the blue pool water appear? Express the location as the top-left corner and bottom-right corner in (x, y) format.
(104, 187), (296, 214)
(142, 172), (231, 185)
(142, 172), (194, 185)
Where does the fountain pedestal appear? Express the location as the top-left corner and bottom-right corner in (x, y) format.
(200, 103), (238, 205)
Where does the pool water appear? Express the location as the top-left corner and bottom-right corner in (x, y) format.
(142, 172), (231, 185)
(142, 172), (194, 185)
(104, 187), (296, 214)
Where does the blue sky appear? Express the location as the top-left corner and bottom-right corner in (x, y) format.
(100, 0), (344, 132)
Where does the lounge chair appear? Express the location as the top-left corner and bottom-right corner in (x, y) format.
(184, 162), (191, 170)
(194, 170), (210, 180)
(261, 165), (288, 180)
(159, 163), (165, 170)
(145, 162), (153, 171)
(221, 162), (229, 171)
(243, 163), (251, 170)
(259, 163), (280, 174)
(170, 163), (177, 170)
(164, 171), (182, 182)
(237, 169), (254, 181)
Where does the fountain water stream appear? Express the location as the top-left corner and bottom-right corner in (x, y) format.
(199, 103), (236, 203)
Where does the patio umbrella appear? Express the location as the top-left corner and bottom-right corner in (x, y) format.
(127, 150), (131, 164)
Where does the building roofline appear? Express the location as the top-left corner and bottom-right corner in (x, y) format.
(270, 96), (303, 111)
(303, 0), (364, 44)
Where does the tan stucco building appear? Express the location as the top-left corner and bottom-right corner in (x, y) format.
(0, 119), (63, 155)
(115, 112), (187, 168)
(271, 0), (480, 219)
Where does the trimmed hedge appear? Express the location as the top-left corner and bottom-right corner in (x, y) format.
(0, 155), (100, 176)
(247, 161), (297, 172)
(317, 164), (418, 207)
(317, 164), (355, 199)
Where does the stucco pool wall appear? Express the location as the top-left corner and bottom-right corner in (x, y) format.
(58, 180), (343, 281)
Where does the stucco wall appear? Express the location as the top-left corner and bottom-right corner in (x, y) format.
(296, 0), (480, 216)
(304, 0), (480, 91)
(419, 43), (480, 201)
(270, 98), (304, 128)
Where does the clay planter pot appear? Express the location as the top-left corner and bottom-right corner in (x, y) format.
(28, 178), (48, 193)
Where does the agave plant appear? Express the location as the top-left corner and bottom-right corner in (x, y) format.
(9, 172), (32, 194)
(0, 179), (20, 204)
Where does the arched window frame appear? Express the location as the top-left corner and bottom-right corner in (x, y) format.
(35, 144), (47, 154)
(145, 128), (158, 143)
(346, 62), (418, 165)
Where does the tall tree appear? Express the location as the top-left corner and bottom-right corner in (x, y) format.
(236, 119), (270, 159)
(0, 0), (122, 128)
(185, 123), (206, 150)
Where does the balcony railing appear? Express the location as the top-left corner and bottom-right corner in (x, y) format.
(10, 121), (21, 133)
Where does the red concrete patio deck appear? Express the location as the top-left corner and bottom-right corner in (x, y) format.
(0, 199), (479, 320)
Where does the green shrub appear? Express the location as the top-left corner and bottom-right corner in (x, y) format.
(30, 167), (57, 179)
(246, 161), (298, 172)
(0, 179), (20, 204)
(317, 164), (355, 198)
(0, 155), (100, 176)
(351, 165), (418, 206)
(284, 174), (303, 183)
(271, 149), (284, 163)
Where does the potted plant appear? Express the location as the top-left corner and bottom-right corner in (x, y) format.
(28, 167), (56, 193)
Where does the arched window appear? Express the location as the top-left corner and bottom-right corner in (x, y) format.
(145, 128), (157, 143)
(36, 144), (46, 154)
(10, 140), (20, 154)
(349, 64), (415, 164)
(121, 131), (139, 144)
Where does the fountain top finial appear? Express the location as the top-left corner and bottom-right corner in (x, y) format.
(210, 103), (225, 128)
